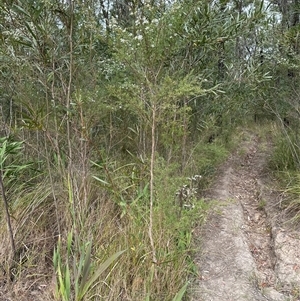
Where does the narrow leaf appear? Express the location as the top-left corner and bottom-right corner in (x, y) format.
(172, 282), (189, 301)
(92, 176), (109, 186)
(78, 243), (92, 297)
(12, 4), (31, 17)
(65, 265), (71, 300)
(78, 250), (125, 299)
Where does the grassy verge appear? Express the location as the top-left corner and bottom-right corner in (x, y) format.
(268, 121), (300, 226)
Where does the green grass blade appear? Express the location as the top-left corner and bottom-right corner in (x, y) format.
(65, 264), (71, 301)
(77, 243), (92, 299)
(172, 282), (188, 301)
(92, 175), (109, 186)
(78, 250), (125, 300)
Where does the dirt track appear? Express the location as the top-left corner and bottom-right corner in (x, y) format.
(192, 131), (300, 301)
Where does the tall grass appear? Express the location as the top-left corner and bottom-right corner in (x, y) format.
(269, 124), (300, 171)
(268, 122), (300, 225)
(282, 173), (300, 225)
(0, 146), (219, 300)
(0, 108), (234, 301)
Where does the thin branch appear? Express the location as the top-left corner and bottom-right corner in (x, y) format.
(149, 103), (157, 264)
(0, 170), (16, 257)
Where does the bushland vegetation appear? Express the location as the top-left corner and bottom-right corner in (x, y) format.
(0, 0), (300, 300)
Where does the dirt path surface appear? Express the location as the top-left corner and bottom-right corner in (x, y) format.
(192, 131), (300, 301)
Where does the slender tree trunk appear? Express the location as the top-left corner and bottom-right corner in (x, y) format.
(235, 0), (243, 61)
(292, 0), (300, 26)
(149, 104), (157, 264)
(100, 0), (110, 36)
(67, 2), (74, 173)
(277, 0), (289, 29)
(79, 102), (88, 208)
(0, 171), (15, 257)
(181, 99), (188, 172)
(292, 0), (300, 53)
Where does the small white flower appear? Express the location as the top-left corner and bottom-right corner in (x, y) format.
(135, 34), (143, 41)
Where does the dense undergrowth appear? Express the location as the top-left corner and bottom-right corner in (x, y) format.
(0, 0), (300, 300)
(0, 126), (231, 300)
(268, 118), (300, 226)
(1, 117), (299, 300)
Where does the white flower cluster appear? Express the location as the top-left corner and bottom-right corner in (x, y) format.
(176, 175), (202, 210)
(188, 175), (202, 181)
(98, 58), (125, 80)
(110, 8), (173, 51)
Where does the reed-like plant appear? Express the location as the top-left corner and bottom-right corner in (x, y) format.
(53, 230), (125, 301)
(0, 137), (32, 258)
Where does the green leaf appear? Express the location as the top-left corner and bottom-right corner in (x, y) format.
(172, 282), (189, 301)
(77, 243), (92, 298)
(24, 21), (38, 43)
(92, 175), (109, 186)
(12, 4), (31, 18)
(77, 250), (126, 300)
(65, 264), (71, 301)
(67, 231), (73, 257)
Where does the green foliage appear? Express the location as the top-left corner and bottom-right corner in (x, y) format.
(183, 142), (229, 179)
(267, 122), (300, 226)
(279, 173), (300, 225)
(172, 282), (189, 301)
(89, 154), (212, 299)
(269, 127), (300, 171)
(0, 136), (35, 257)
(2, 0), (300, 299)
(53, 231), (125, 301)
(0, 137), (34, 186)
(92, 158), (149, 215)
